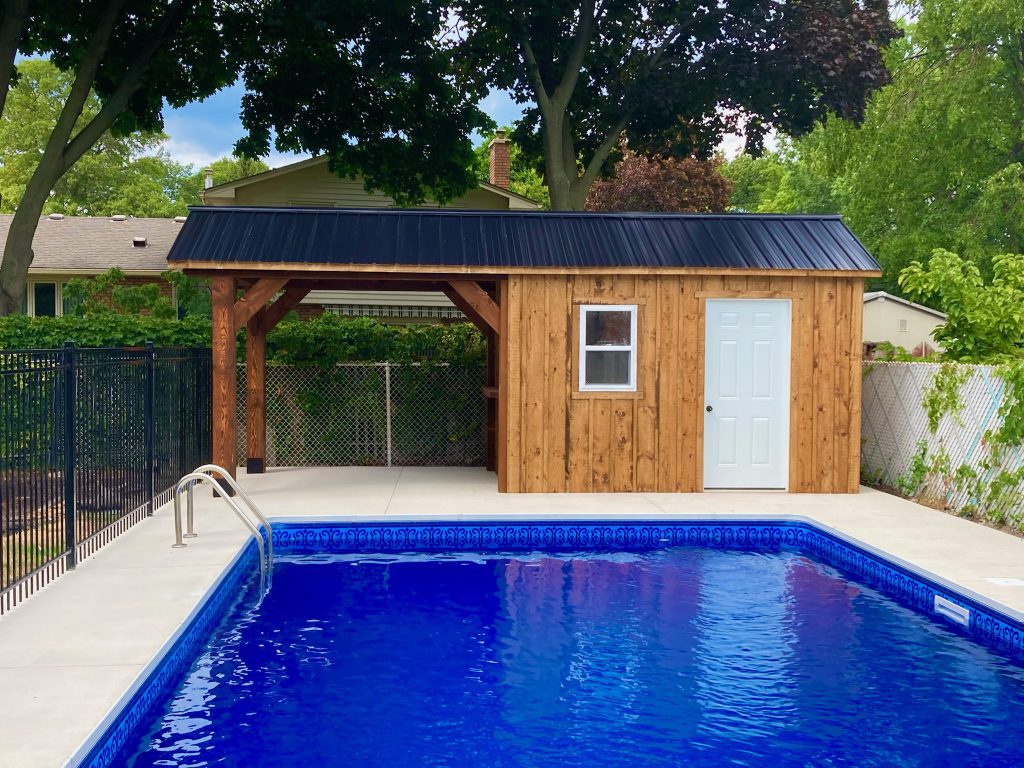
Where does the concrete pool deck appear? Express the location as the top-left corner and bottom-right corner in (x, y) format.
(3, 466), (1024, 767)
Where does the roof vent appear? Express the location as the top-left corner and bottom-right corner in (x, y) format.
(132, 237), (147, 248)
(174, 215), (187, 223)
(111, 214), (127, 222)
(47, 213), (64, 221)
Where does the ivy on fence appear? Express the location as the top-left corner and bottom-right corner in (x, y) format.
(864, 361), (1024, 528)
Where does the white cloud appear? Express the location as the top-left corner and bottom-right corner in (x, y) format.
(265, 150), (311, 169)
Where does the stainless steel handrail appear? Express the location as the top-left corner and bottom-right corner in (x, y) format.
(171, 465), (272, 595)
(184, 464), (274, 567)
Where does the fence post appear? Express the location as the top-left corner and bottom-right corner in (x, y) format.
(384, 362), (393, 468)
(145, 341), (156, 515)
(62, 341), (77, 569)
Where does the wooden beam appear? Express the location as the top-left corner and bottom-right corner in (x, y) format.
(233, 277), (288, 330)
(281, 279), (450, 292)
(444, 280), (499, 333)
(261, 286), (311, 332)
(211, 276), (238, 490)
(246, 313), (268, 474)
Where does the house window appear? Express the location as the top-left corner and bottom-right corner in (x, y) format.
(899, 318), (908, 332)
(24, 280), (75, 317)
(579, 304), (637, 391)
(32, 282), (58, 317)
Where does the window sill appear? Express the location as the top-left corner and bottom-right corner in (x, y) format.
(571, 389), (645, 400)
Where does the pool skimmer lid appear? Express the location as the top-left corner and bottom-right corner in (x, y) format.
(934, 595), (971, 627)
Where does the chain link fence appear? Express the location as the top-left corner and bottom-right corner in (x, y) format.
(237, 363), (486, 467)
(861, 361), (1024, 521)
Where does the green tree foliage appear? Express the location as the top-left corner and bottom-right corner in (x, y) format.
(0, 59), (189, 216)
(585, 151), (732, 212)
(232, 1), (491, 206)
(724, 0), (1024, 291)
(455, 0), (897, 210)
(899, 249), (1024, 361)
(0, 0), (494, 315)
(721, 153), (789, 213)
(0, 61), (270, 217)
(472, 129), (550, 208)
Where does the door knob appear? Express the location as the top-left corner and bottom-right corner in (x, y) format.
(706, 405), (713, 412)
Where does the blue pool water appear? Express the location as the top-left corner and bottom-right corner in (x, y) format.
(122, 548), (1024, 767)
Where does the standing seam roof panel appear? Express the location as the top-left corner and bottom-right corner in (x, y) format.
(167, 207), (880, 272)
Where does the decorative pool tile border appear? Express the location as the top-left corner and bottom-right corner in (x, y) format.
(81, 519), (1024, 767)
(74, 540), (259, 768)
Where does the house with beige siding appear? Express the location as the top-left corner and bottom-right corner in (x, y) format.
(862, 291), (946, 356)
(200, 138), (541, 320)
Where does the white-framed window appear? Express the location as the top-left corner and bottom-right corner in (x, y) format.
(24, 281), (60, 317)
(578, 304), (638, 391)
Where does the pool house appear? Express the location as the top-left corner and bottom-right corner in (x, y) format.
(168, 207), (880, 493)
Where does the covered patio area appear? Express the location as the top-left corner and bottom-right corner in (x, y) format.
(169, 205), (880, 493)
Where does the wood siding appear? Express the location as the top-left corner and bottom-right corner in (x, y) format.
(500, 273), (865, 493)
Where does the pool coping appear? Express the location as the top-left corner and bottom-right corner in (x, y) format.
(69, 513), (1024, 767)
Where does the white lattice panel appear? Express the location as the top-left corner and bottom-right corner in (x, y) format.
(861, 362), (1024, 521)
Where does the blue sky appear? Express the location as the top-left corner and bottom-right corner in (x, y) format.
(162, 83), (527, 169)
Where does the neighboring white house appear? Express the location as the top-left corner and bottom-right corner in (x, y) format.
(863, 291), (946, 356)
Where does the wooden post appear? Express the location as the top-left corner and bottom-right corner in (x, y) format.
(211, 276), (238, 487)
(485, 329), (497, 472)
(246, 312), (267, 474)
(497, 279), (509, 492)
(242, 285), (308, 474)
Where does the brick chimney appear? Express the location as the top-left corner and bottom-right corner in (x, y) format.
(488, 130), (511, 189)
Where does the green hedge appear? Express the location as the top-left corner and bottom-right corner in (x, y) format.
(0, 312), (486, 365)
(0, 313), (211, 348)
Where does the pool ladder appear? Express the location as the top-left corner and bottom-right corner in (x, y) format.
(171, 464), (273, 596)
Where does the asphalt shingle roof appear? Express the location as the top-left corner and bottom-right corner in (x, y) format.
(1, 215), (185, 273)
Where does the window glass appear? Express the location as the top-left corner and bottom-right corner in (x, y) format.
(584, 351), (631, 385)
(585, 311), (631, 346)
(33, 282), (57, 317)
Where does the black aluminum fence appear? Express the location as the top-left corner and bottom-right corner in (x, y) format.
(0, 344), (211, 613)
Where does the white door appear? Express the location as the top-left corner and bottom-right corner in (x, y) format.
(703, 299), (791, 489)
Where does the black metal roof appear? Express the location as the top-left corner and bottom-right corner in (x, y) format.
(168, 207), (879, 272)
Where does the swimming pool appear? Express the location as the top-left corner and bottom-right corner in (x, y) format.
(78, 521), (1024, 767)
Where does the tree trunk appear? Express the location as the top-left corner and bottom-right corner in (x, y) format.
(540, 111), (593, 211)
(0, 152), (65, 314)
(0, 0), (28, 119)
